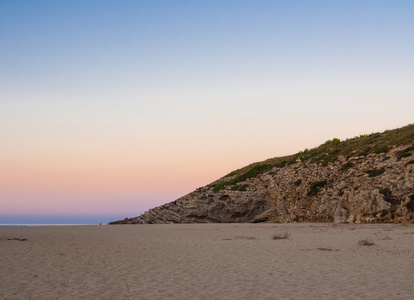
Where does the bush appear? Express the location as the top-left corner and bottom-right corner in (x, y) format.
(272, 160), (286, 168)
(397, 146), (414, 159)
(379, 188), (392, 197)
(379, 188), (393, 203)
(235, 236), (256, 240)
(322, 154), (338, 166)
(294, 179), (302, 187)
(272, 232), (291, 240)
(358, 149), (370, 157)
(234, 164), (272, 183)
(358, 239), (375, 246)
(341, 161), (355, 171)
(374, 144), (389, 154)
(231, 184), (249, 191)
(212, 182), (228, 192)
(366, 167), (386, 177)
(307, 180), (328, 196)
(212, 164), (273, 192)
(322, 138), (341, 146)
(224, 171), (237, 177)
(407, 194), (414, 212)
(399, 152), (412, 159)
(379, 188), (401, 205)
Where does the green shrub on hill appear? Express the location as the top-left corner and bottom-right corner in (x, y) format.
(231, 184), (249, 191)
(407, 195), (414, 212)
(366, 167), (386, 177)
(210, 124), (414, 192)
(341, 161), (355, 171)
(307, 180), (328, 196)
(294, 179), (302, 187)
(212, 164), (273, 192)
(397, 146), (414, 159)
(379, 188), (392, 198)
(374, 144), (389, 154)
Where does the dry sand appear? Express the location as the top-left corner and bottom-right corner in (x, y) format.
(1, 223), (413, 300)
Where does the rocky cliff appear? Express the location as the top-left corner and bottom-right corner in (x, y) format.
(111, 125), (414, 224)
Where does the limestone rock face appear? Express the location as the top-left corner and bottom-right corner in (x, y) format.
(111, 145), (414, 224)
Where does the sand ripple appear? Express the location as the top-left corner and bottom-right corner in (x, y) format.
(1, 223), (413, 299)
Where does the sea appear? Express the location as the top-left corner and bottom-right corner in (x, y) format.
(0, 224), (100, 227)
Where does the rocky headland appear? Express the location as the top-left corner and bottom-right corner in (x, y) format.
(111, 124), (414, 224)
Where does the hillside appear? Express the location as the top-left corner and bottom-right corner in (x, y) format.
(110, 124), (414, 224)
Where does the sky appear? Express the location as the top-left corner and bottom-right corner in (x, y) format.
(1, 0), (413, 224)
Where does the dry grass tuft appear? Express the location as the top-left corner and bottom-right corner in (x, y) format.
(358, 238), (375, 246)
(317, 247), (339, 251)
(235, 236), (256, 240)
(272, 232), (291, 240)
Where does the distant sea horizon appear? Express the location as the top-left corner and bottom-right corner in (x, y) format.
(0, 224), (103, 227)
(0, 214), (132, 226)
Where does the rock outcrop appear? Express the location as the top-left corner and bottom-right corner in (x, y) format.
(111, 142), (414, 224)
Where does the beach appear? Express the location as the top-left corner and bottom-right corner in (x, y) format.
(1, 223), (413, 299)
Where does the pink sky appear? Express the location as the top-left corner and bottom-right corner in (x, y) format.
(1, 1), (414, 223)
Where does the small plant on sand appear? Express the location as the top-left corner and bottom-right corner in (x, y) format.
(317, 247), (339, 251)
(235, 236), (256, 240)
(358, 239), (375, 246)
(272, 232), (291, 240)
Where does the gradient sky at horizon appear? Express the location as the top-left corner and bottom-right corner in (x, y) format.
(1, 0), (413, 224)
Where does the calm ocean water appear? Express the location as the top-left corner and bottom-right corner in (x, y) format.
(0, 224), (95, 227)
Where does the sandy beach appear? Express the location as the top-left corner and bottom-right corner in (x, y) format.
(1, 223), (413, 300)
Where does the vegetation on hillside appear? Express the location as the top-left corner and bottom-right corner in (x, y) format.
(211, 124), (414, 192)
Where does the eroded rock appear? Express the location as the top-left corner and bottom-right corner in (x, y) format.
(110, 144), (414, 224)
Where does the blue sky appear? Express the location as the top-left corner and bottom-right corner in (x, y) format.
(1, 1), (413, 224)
